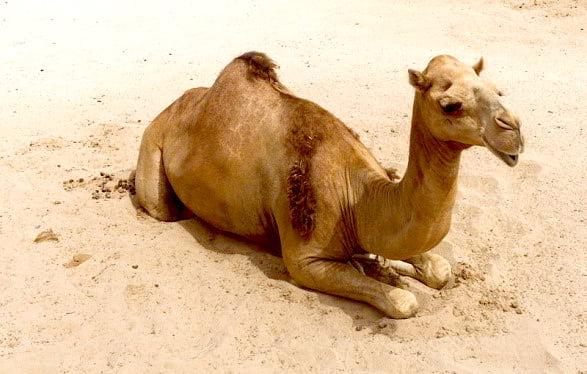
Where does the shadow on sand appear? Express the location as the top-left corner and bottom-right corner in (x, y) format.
(176, 217), (394, 333)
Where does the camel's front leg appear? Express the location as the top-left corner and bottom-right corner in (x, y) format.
(354, 253), (451, 290)
(284, 249), (418, 319)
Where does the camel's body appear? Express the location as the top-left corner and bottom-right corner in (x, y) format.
(136, 52), (523, 318)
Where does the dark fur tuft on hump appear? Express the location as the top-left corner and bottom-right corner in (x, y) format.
(235, 51), (280, 83)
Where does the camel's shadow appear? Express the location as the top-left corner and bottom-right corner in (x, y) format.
(177, 218), (288, 281)
(179, 218), (399, 331)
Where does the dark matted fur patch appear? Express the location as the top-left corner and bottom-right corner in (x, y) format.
(285, 101), (327, 241)
(287, 159), (317, 240)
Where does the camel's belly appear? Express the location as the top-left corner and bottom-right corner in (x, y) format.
(165, 148), (280, 243)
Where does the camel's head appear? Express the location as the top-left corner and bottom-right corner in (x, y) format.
(408, 55), (523, 166)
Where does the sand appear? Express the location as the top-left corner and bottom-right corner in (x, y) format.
(1, 0), (586, 372)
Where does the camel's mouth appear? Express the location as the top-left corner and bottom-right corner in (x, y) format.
(481, 136), (520, 167)
(494, 150), (519, 167)
(484, 141), (519, 167)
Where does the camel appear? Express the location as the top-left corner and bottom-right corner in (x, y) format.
(135, 52), (523, 318)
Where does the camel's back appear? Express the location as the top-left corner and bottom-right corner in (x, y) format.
(161, 54), (292, 240)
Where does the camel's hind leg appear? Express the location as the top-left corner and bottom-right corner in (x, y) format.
(135, 137), (192, 222)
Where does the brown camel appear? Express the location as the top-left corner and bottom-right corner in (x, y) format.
(135, 52), (523, 318)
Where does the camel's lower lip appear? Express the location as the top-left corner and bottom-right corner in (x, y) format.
(482, 137), (520, 167)
(492, 149), (519, 167)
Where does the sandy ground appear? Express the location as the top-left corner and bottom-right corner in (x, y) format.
(1, 0), (586, 372)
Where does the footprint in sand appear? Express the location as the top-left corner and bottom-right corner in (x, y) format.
(124, 284), (152, 308)
(460, 174), (501, 197)
(514, 159), (543, 183)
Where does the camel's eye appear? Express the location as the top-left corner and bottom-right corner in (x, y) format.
(441, 101), (462, 114)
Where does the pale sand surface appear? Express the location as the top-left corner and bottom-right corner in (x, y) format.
(1, 0), (586, 372)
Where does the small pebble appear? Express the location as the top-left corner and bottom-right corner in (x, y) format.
(132, 264), (138, 269)
(378, 319), (390, 329)
(355, 325), (363, 331)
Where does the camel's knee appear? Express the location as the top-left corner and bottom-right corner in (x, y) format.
(135, 137), (191, 222)
(282, 253), (318, 290)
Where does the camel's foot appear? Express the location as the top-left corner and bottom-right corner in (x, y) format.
(380, 287), (419, 319)
(353, 253), (451, 290)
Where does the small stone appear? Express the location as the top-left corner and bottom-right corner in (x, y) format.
(378, 319), (391, 329)
(34, 229), (59, 243)
(104, 192), (111, 199)
(53, 200), (62, 205)
(510, 301), (519, 309)
(355, 325), (363, 331)
(91, 191), (100, 199)
(132, 264), (138, 269)
(154, 284), (159, 288)
(515, 308), (523, 315)
(78, 178), (84, 183)
(64, 253), (91, 268)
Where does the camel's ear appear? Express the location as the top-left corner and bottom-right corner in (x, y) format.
(473, 57), (484, 75)
(408, 69), (430, 92)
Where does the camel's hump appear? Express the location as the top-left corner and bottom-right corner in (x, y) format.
(235, 51), (280, 83)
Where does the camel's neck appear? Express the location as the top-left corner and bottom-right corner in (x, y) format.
(357, 95), (463, 259)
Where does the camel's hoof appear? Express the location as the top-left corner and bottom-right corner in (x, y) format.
(420, 254), (451, 289)
(385, 288), (418, 319)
